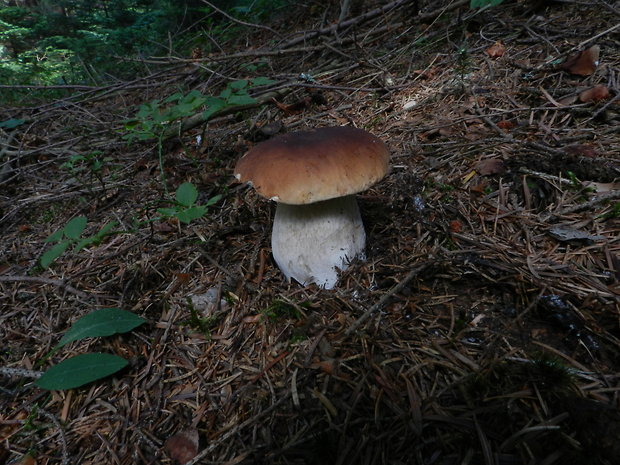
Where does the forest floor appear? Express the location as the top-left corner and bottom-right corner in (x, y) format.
(1, 0), (620, 464)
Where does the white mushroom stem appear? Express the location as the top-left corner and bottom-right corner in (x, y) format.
(271, 195), (366, 289)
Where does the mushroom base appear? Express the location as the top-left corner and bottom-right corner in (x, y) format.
(271, 195), (365, 289)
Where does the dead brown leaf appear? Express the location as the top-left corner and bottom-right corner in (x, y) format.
(496, 120), (515, 130)
(563, 144), (599, 158)
(449, 220), (462, 233)
(271, 97), (311, 115)
(475, 158), (506, 175)
(583, 181), (620, 193)
(579, 84), (610, 103)
(486, 40), (505, 58)
(164, 429), (200, 465)
(560, 45), (600, 76)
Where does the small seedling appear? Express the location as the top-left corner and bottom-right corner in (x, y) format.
(61, 151), (105, 175)
(565, 171), (596, 198)
(185, 306), (219, 338)
(262, 300), (307, 321)
(40, 216), (117, 268)
(157, 182), (221, 225)
(35, 308), (146, 390)
(597, 202), (620, 221)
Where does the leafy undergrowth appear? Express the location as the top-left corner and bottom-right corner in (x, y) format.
(1, 1), (619, 464)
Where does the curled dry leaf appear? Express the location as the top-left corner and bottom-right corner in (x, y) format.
(583, 181), (620, 193)
(579, 84), (610, 103)
(548, 225), (606, 243)
(496, 120), (515, 130)
(563, 144), (599, 158)
(164, 429), (199, 465)
(449, 220), (462, 233)
(486, 40), (505, 58)
(475, 158), (506, 176)
(560, 45), (600, 76)
(10, 454), (36, 465)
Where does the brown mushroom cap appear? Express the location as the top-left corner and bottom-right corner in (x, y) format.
(234, 126), (389, 205)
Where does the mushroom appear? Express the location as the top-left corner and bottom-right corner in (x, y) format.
(234, 126), (389, 289)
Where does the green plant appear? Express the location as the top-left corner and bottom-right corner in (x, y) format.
(454, 42), (472, 83)
(61, 151), (111, 191)
(262, 300), (307, 321)
(61, 151), (106, 176)
(470, 0), (505, 8)
(184, 305), (219, 338)
(124, 78), (274, 142)
(123, 90), (206, 141)
(40, 216), (117, 268)
(35, 308), (146, 390)
(157, 182), (221, 225)
(598, 202), (620, 221)
(565, 171), (595, 198)
(0, 118), (25, 129)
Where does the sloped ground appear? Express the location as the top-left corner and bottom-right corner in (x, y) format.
(1, 0), (619, 464)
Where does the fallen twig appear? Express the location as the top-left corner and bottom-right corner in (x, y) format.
(0, 275), (89, 298)
(345, 260), (435, 337)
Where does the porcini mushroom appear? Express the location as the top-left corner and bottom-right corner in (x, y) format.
(234, 126), (389, 289)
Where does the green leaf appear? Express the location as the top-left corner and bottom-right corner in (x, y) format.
(250, 77), (275, 86)
(203, 100), (227, 120)
(74, 236), (95, 252)
(0, 118), (25, 129)
(176, 182), (198, 207)
(64, 216), (87, 239)
(229, 79), (249, 90)
(205, 194), (222, 207)
(35, 353), (129, 390)
(157, 207), (178, 218)
(40, 240), (71, 268)
(176, 206), (206, 224)
(56, 308), (146, 349)
(94, 221), (118, 239)
(164, 92), (183, 103)
(124, 120), (141, 130)
(45, 229), (64, 243)
(227, 94), (256, 106)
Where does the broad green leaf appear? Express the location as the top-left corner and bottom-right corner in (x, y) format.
(202, 104), (226, 120)
(74, 236), (96, 252)
(157, 207), (178, 218)
(45, 229), (64, 243)
(229, 79), (249, 90)
(251, 77), (275, 86)
(94, 221), (118, 239)
(185, 89), (203, 99)
(176, 206), (206, 224)
(176, 182), (198, 206)
(56, 308), (146, 349)
(35, 353), (128, 390)
(205, 194), (222, 207)
(64, 216), (87, 239)
(40, 240), (71, 268)
(202, 97), (227, 120)
(124, 120), (140, 130)
(219, 87), (232, 99)
(227, 94), (256, 106)
(164, 92), (183, 103)
(0, 118), (25, 129)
